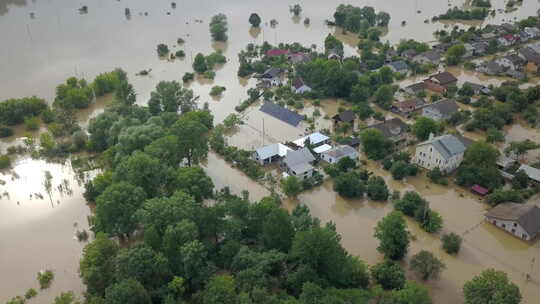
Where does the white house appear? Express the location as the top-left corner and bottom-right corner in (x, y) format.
(421, 99), (459, 121)
(485, 203), (540, 241)
(253, 143), (291, 165)
(292, 77), (312, 94)
(282, 148), (316, 180)
(413, 134), (470, 173)
(321, 145), (358, 164)
(293, 132), (330, 148)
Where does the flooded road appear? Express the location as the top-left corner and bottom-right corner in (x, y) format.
(2, 0), (540, 303)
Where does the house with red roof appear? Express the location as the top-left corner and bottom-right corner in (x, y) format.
(498, 34), (518, 47)
(266, 49), (289, 57)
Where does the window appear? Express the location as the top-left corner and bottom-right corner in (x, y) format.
(513, 223), (517, 227)
(512, 229), (515, 234)
(523, 234), (527, 240)
(502, 224), (506, 228)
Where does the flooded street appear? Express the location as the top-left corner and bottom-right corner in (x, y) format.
(1, 0), (540, 303)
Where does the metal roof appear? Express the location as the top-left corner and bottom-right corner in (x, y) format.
(260, 102), (304, 126)
(313, 144), (332, 154)
(293, 132), (330, 147)
(284, 148), (315, 173)
(418, 134), (468, 160)
(424, 99), (459, 116)
(486, 203), (540, 237)
(518, 164), (540, 183)
(322, 145), (357, 159)
(255, 143), (291, 160)
(388, 60), (409, 71)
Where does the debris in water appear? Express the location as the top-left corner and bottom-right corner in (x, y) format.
(78, 5), (88, 14)
(125, 8), (131, 16)
(167, 12), (171, 15)
(30, 12), (35, 19)
(401, 20), (407, 26)
(171, 2), (176, 9)
(270, 19), (278, 27)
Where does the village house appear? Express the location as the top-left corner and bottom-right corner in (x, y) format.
(477, 61), (505, 75)
(332, 110), (356, 129)
(261, 67), (282, 86)
(412, 50), (441, 65)
(517, 31), (531, 42)
(524, 27), (540, 39)
(292, 77), (312, 94)
(387, 60), (410, 75)
(463, 43), (475, 58)
(321, 145), (359, 164)
(413, 133), (471, 173)
(494, 54), (525, 71)
(266, 49), (289, 57)
(253, 143), (291, 165)
(400, 49), (418, 60)
(506, 69), (525, 80)
(517, 164), (540, 187)
(392, 97), (426, 116)
(282, 148), (316, 180)
(471, 41), (488, 56)
(485, 203), (540, 241)
(498, 34), (518, 47)
(463, 82), (492, 95)
(368, 118), (409, 144)
(421, 99), (459, 121)
(288, 53), (311, 65)
(423, 71), (457, 93)
(518, 47), (540, 72)
(293, 132), (331, 149)
(481, 32), (497, 40)
(328, 49), (342, 60)
(385, 48), (398, 63)
(404, 82), (426, 96)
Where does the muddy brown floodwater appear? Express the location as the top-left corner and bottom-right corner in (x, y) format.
(1, 0), (540, 303)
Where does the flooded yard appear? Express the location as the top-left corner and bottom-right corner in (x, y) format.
(1, 0), (540, 303)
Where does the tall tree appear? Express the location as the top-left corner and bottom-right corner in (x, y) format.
(203, 275), (237, 304)
(262, 208), (295, 251)
(104, 279), (151, 304)
(360, 128), (391, 160)
(409, 250), (445, 281)
(374, 211), (409, 260)
(249, 13), (261, 27)
(172, 116), (209, 166)
(463, 269), (521, 304)
(148, 81), (196, 114)
(80, 233), (119, 297)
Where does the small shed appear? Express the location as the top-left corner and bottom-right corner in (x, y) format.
(332, 110), (356, 128)
(471, 184), (489, 196)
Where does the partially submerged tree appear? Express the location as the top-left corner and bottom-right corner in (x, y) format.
(410, 250), (446, 281)
(249, 13), (261, 27)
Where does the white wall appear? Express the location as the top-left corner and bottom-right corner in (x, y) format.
(486, 217), (531, 240)
(414, 144), (464, 173)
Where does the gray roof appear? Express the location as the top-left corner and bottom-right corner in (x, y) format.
(519, 47), (540, 64)
(418, 134), (468, 160)
(263, 67), (281, 78)
(368, 118), (408, 140)
(404, 82), (426, 93)
(429, 71), (457, 85)
(333, 110), (356, 123)
(388, 60), (409, 71)
(504, 54), (526, 65)
(322, 145), (357, 159)
(260, 102), (304, 126)
(486, 203), (540, 237)
(255, 143), (290, 160)
(518, 164), (540, 183)
(482, 61), (505, 74)
(416, 50), (441, 62)
(424, 99), (459, 116)
(284, 148), (315, 173)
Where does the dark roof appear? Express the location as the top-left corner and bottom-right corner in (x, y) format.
(503, 54), (526, 65)
(395, 97), (425, 112)
(260, 102), (304, 126)
(332, 110), (356, 123)
(289, 53), (311, 64)
(424, 99), (459, 116)
(520, 47), (540, 64)
(401, 49), (417, 58)
(486, 203), (540, 237)
(416, 50), (441, 62)
(368, 118), (408, 139)
(292, 77), (306, 89)
(388, 60), (409, 71)
(263, 67), (281, 78)
(404, 82), (426, 93)
(430, 71), (457, 85)
(342, 137), (360, 147)
(482, 61), (505, 74)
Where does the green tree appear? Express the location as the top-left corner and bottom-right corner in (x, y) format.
(463, 141), (499, 169)
(336, 156), (357, 172)
(463, 269), (521, 304)
(390, 161), (409, 180)
(446, 44), (466, 65)
(148, 81), (195, 114)
(366, 176), (389, 201)
(409, 250), (445, 280)
(412, 117), (439, 140)
(80, 233), (119, 296)
(371, 260), (405, 290)
(210, 14), (228, 42)
(324, 34), (344, 57)
(94, 183), (147, 239)
(181, 240), (212, 288)
(374, 85), (394, 109)
(290, 4), (302, 16)
(193, 53), (208, 73)
(282, 176), (303, 197)
(384, 281), (432, 304)
(249, 13), (261, 27)
(116, 245), (170, 289)
(53, 291), (80, 304)
(333, 171), (364, 198)
(172, 115), (209, 166)
(262, 208), (295, 251)
(145, 135), (182, 167)
(360, 128), (391, 160)
(203, 275), (237, 304)
(174, 166), (214, 202)
(374, 211), (409, 260)
(157, 44), (169, 57)
(441, 232), (462, 254)
(114, 151), (169, 198)
(104, 279), (151, 304)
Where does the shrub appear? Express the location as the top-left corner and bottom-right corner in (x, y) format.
(441, 232), (462, 254)
(0, 96), (48, 126)
(0, 155), (11, 169)
(282, 176), (303, 197)
(24, 116), (40, 131)
(175, 50), (185, 58)
(157, 44), (169, 56)
(25, 288), (37, 299)
(210, 86), (226, 97)
(410, 250), (445, 280)
(182, 72), (195, 83)
(366, 176), (389, 201)
(0, 126), (14, 138)
(371, 260), (405, 290)
(333, 171), (365, 198)
(37, 270), (54, 289)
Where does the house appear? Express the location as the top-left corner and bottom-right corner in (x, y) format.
(385, 48), (398, 63)
(400, 49), (418, 60)
(421, 99), (459, 121)
(292, 77), (312, 94)
(368, 118), (409, 143)
(293, 132), (330, 148)
(477, 61), (505, 75)
(463, 43), (475, 58)
(404, 82), (426, 96)
(328, 49), (342, 60)
(423, 71), (458, 93)
(253, 143), (291, 165)
(282, 148), (316, 180)
(485, 203), (540, 241)
(529, 43), (540, 54)
(260, 102), (304, 126)
(518, 47), (540, 72)
(413, 133), (471, 173)
(494, 54), (525, 70)
(342, 137), (360, 148)
(387, 60), (410, 75)
(412, 50), (441, 65)
(517, 164), (540, 186)
(481, 32), (497, 40)
(517, 31), (531, 42)
(261, 67), (282, 86)
(463, 82), (492, 95)
(524, 27), (540, 39)
(506, 69), (525, 80)
(393, 97), (426, 115)
(432, 43), (452, 53)
(321, 145), (359, 164)
(498, 34), (518, 47)
(267, 49), (289, 57)
(288, 53), (311, 65)
(471, 42), (488, 56)
(332, 110), (356, 129)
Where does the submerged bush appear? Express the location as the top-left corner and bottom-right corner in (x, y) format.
(37, 269), (54, 289)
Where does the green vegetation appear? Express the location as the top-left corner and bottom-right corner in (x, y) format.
(457, 141), (502, 190)
(366, 176), (390, 201)
(441, 232), (462, 254)
(394, 191), (443, 233)
(371, 260), (405, 290)
(210, 13), (228, 42)
(210, 86), (226, 97)
(53, 291), (80, 304)
(374, 211), (409, 260)
(333, 5), (390, 36)
(24, 116), (40, 131)
(412, 117), (441, 140)
(282, 175), (303, 197)
(471, 0), (491, 8)
(486, 189), (523, 206)
(0, 96), (47, 126)
(183, 72), (195, 83)
(175, 50), (185, 58)
(333, 171), (365, 198)
(410, 250), (445, 281)
(24, 288), (37, 299)
(427, 167), (447, 185)
(0, 126), (14, 137)
(463, 269), (521, 304)
(446, 43), (466, 65)
(434, 7), (489, 21)
(148, 80), (196, 115)
(289, 4), (302, 16)
(193, 53), (208, 73)
(248, 13), (261, 27)
(360, 128), (392, 160)
(37, 270), (54, 289)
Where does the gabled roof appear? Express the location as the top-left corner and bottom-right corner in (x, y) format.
(418, 134), (468, 160)
(429, 71), (457, 85)
(424, 99), (459, 116)
(292, 77), (307, 89)
(255, 143), (291, 160)
(332, 110), (356, 123)
(519, 47), (540, 64)
(502, 54), (526, 65)
(486, 203), (540, 237)
(368, 118), (408, 139)
(416, 50), (441, 62)
(263, 67), (281, 78)
(260, 102), (304, 126)
(404, 82), (426, 93)
(401, 49), (418, 58)
(322, 145), (357, 159)
(518, 164), (540, 183)
(267, 49), (289, 56)
(289, 53), (311, 64)
(313, 144), (332, 154)
(482, 61), (505, 74)
(395, 97), (425, 112)
(293, 132), (330, 147)
(388, 60), (409, 71)
(342, 137), (360, 147)
(284, 148), (315, 173)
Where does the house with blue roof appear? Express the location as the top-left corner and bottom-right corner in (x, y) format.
(413, 134), (472, 173)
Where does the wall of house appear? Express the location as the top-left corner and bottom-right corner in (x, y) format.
(321, 152), (359, 164)
(527, 62), (538, 73)
(414, 144), (464, 173)
(287, 167), (313, 180)
(486, 216), (531, 240)
(422, 107), (443, 121)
